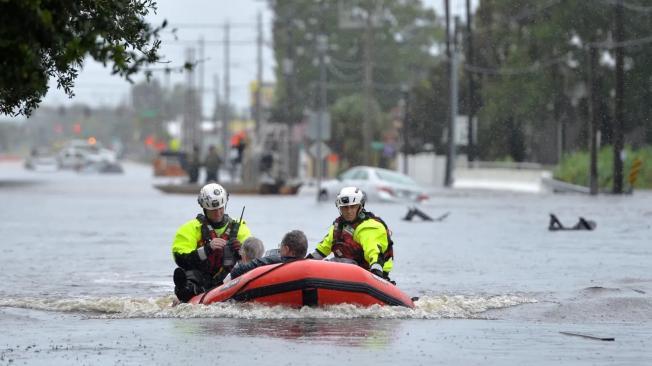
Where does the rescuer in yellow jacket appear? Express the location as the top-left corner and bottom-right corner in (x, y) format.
(307, 186), (394, 281)
(172, 183), (252, 302)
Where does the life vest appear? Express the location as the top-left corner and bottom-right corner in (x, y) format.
(331, 210), (394, 270)
(196, 214), (235, 276)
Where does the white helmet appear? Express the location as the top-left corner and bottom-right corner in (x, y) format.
(197, 183), (228, 210)
(335, 186), (366, 208)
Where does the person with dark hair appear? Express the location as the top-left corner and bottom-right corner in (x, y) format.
(225, 230), (308, 281)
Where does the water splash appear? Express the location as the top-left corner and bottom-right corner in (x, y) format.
(0, 294), (537, 319)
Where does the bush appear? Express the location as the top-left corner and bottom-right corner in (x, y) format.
(554, 145), (651, 189)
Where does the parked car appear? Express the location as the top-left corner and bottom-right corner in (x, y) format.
(57, 139), (123, 173)
(24, 147), (58, 171)
(314, 166), (429, 203)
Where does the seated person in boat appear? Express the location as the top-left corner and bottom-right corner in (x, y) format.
(239, 236), (265, 264)
(307, 186), (394, 281)
(225, 230), (308, 281)
(171, 183), (252, 302)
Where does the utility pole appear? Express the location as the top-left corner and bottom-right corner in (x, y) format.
(401, 84), (410, 175)
(446, 17), (460, 188)
(183, 48), (198, 152)
(222, 21), (231, 163)
(588, 47), (599, 195)
(198, 36), (205, 123)
(443, 0), (453, 187)
(613, 0), (625, 194)
(255, 12), (263, 135)
(465, 0), (476, 163)
(164, 68), (171, 92)
(284, 17), (295, 123)
(316, 33), (328, 201)
(213, 73), (220, 135)
(362, 9), (375, 166)
(552, 63), (564, 164)
(284, 17), (298, 178)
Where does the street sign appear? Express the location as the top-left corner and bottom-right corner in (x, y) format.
(306, 110), (331, 140)
(308, 142), (331, 160)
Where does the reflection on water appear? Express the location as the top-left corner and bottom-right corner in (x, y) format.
(200, 318), (399, 347)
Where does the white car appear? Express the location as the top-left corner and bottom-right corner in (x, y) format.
(57, 139), (122, 173)
(25, 148), (58, 171)
(315, 166), (429, 203)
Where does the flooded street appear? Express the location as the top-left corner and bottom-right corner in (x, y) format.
(1, 161), (651, 365)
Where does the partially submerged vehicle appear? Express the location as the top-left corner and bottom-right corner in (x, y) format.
(57, 139), (123, 173)
(301, 166), (429, 203)
(24, 148), (58, 171)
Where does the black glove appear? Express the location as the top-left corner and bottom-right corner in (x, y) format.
(370, 263), (384, 278)
(202, 243), (212, 256)
(231, 239), (241, 252)
(306, 250), (324, 260)
(231, 240), (242, 261)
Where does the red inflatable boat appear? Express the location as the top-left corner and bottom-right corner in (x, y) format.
(188, 260), (415, 308)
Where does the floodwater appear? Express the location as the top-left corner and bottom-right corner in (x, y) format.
(1, 161), (650, 365)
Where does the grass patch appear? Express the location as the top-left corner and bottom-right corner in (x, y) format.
(554, 145), (651, 189)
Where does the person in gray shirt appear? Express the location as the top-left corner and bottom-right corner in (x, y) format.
(226, 230), (307, 281)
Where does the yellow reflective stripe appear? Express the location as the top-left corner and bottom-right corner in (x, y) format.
(315, 225), (335, 257)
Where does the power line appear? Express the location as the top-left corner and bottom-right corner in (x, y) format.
(596, 0), (652, 13)
(326, 61), (362, 81)
(511, 0), (563, 22)
(463, 54), (568, 76)
(169, 22), (264, 29)
(588, 34), (652, 49)
(161, 39), (260, 46)
(329, 56), (363, 70)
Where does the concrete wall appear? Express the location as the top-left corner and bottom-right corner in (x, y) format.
(397, 152), (553, 193)
(396, 152), (446, 188)
(453, 167), (552, 193)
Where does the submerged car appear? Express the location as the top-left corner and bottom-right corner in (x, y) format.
(316, 166), (429, 203)
(57, 139), (123, 173)
(24, 147), (58, 171)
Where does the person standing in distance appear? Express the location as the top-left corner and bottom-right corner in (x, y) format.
(203, 144), (222, 183)
(171, 183), (252, 302)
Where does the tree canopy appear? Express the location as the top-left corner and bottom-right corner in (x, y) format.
(470, 0), (652, 162)
(268, 0), (442, 167)
(0, 0), (165, 116)
(268, 0), (440, 123)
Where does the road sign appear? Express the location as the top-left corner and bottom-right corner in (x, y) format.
(308, 142), (331, 160)
(306, 110), (331, 140)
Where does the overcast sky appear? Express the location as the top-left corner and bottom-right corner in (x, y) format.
(41, 0), (477, 115)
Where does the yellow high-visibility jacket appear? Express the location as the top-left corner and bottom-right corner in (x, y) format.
(172, 215), (251, 273)
(315, 216), (393, 273)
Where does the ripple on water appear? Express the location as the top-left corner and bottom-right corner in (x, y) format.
(0, 294), (537, 320)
